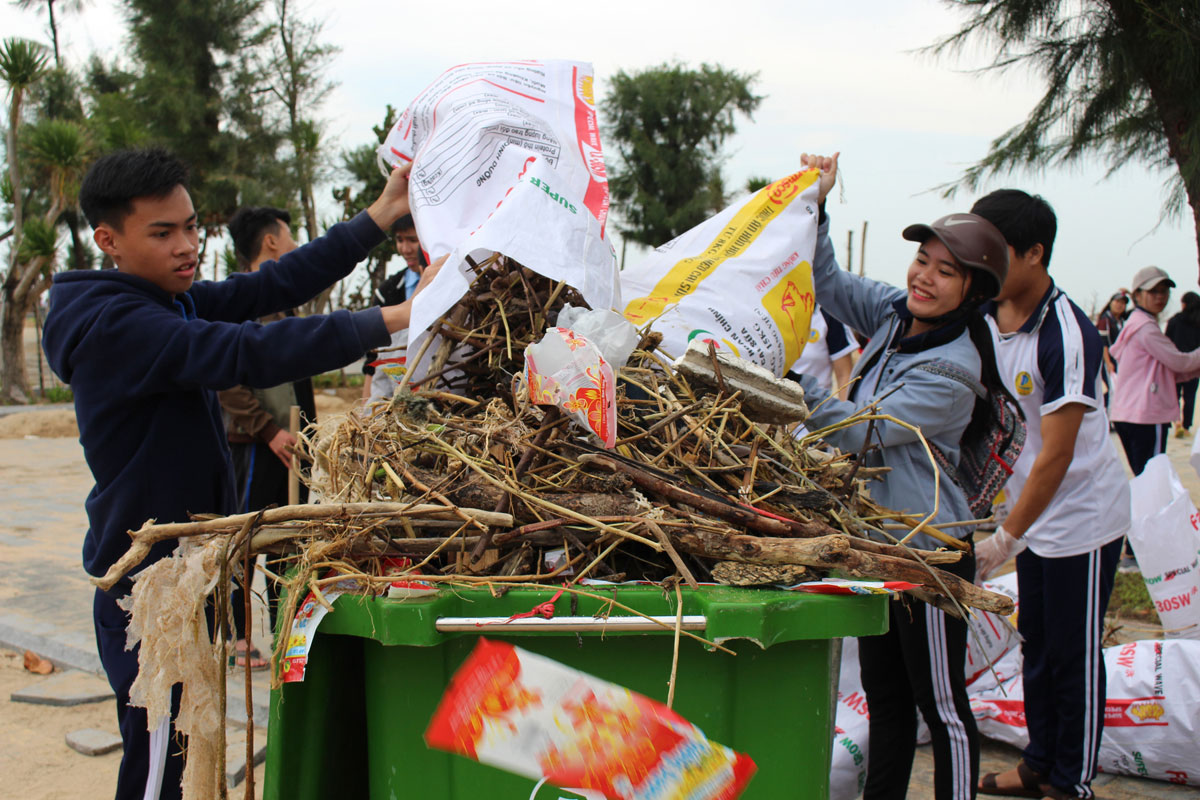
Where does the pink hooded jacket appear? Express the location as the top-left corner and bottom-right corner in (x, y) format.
(1109, 307), (1200, 423)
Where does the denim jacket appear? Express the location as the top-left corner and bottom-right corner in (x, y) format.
(794, 219), (982, 551)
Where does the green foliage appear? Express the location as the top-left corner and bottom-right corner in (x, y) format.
(931, 1), (1200, 228)
(745, 176), (773, 194)
(333, 105), (399, 310)
(221, 245), (242, 278)
(311, 370), (363, 389)
(24, 117), (90, 208)
(17, 215), (57, 260)
(122, 0), (266, 224)
(601, 62), (763, 246)
(29, 66), (84, 121)
(1108, 570), (1158, 622)
(0, 38), (50, 91)
(38, 384), (73, 403)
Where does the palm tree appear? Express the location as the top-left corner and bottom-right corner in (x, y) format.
(0, 37), (50, 402)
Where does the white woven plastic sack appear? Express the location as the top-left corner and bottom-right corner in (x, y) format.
(830, 638), (870, 800)
(965, 572), (1022, 688)
(1128, 455), (1200, 639)
(1190, 429), (1200, 479)
(620, 172), (822, 377)
(972, 639), (1200, 786)
(378, 60), (619, 348)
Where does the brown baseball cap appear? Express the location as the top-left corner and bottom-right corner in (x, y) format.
(902, 213), (1010, 299)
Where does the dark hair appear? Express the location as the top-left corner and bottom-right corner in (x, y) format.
(969, 189), (1057, 269)
(79, 147), (190, 231)
(1182, 291), (1200, 327)
(391, 214), (416, 234)
(227, 206), (291, 262)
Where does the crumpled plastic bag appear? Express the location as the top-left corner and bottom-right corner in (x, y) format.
(523, 307), (638, 449)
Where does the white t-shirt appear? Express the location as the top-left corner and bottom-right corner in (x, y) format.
(986, 285), (1130, 557)
(788, 306), (858, 393)
(367, 329), (410, 402)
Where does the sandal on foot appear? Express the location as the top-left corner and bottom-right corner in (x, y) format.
(1038, 783), (1076, 800)
(978, 760), (1048, 798)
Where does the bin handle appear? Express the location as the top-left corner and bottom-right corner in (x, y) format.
(435, 614), (707, 633)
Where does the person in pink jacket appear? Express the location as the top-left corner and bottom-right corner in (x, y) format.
(1110, 265), (1200, 474)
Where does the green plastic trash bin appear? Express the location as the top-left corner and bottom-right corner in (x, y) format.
(263, 585), (886, 799)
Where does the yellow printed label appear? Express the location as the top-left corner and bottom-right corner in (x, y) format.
(622, 169), (818, 325)
(761, 260), (816, 368)
(1015, 371), (1034, 396)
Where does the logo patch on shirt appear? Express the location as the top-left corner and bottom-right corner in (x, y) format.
(1015, 371), (1034, 396)
(808, 328), (821, 343)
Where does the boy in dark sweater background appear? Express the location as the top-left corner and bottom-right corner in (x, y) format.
(42, 147), (437, 800)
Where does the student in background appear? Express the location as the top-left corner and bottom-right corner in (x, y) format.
(1109, 267), (1200, 474)
(218, 206), (316, 665)
(1165, 290), (1200, 438)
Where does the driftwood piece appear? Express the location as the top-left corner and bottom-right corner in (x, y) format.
(672, 531), (1013, 615)
(673, 339), (810, 424)
(96, 503), (514, 591)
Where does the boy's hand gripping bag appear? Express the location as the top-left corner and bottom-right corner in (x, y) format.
(620, 172), (821, 378)
(1128, 454), (1200, 639)
(425, 638), (757, 799)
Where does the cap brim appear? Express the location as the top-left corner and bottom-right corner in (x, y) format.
(902, 223), (935, 243)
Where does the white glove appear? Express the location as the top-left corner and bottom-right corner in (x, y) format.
(975, 526), (1027, 583)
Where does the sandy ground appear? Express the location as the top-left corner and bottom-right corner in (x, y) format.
(0, 644), (267, 799)
(0, 650), (124, 800)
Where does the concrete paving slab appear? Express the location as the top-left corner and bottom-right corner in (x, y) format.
(225, 728), (267, 789)
(65, 728), (122, 756)
(225, 673), (272, 729)
(11, 669), (114, 706)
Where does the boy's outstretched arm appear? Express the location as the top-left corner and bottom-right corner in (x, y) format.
(366, 163), (414, 235)
(380, 255), (447, 333)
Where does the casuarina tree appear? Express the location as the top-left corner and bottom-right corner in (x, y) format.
(931, 1), (1200, 279)
(602, 63), (762, 248)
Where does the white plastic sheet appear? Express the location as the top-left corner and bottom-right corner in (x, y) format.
(377, 60), (619, 348)
(1128, 455), (1200, 639)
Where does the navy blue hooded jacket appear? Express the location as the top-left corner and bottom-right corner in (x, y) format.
(43, 211), (391, 579)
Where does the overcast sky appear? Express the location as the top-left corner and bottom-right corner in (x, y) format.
(6, 0), (1197, 315)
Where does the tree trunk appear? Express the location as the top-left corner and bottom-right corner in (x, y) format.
(0, 285), (30, 403)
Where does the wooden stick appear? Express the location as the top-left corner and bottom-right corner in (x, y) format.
(95, 503), (515, 590)
(288, 405), (300, 506)
(671, 530), (1012, 614)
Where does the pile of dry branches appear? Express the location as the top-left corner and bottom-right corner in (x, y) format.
(98, 255), (1010, 622)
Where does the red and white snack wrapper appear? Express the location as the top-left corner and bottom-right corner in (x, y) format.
(425, 638), (757, 799)
(525, 327), (617, 448)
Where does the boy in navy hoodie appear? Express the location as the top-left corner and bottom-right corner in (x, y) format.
(42, 147), (436, 800)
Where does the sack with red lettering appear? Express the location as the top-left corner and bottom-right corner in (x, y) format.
(1128, 455), (1200, 639)
(971, 639), (1200, 786)
(830, 638), (870, 800)
(964, 572), (1022, 688)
